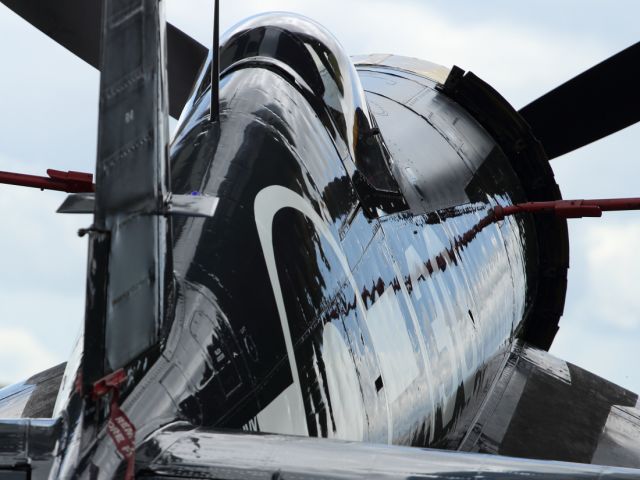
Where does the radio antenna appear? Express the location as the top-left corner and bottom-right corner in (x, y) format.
(210, 0), (220, 123)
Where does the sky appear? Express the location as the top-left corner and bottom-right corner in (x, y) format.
(0, 1), (638, 393)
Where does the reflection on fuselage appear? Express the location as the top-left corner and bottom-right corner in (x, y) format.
(247, 183), (527, 446)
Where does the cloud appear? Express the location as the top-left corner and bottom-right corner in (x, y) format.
(551, 218), (640, 393)
(0, 327), (58, 385)
(556, 218), (640, 334)
(584, 222), (640, 330)
(0, 154), (86, 385)
(0, 4), (99, 170)
(0, 155), (89, 295)
(166, 0), (608, 107)
(550, 321), (640, 395)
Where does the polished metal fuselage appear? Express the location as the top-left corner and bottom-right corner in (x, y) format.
(160, 14), (534, 449)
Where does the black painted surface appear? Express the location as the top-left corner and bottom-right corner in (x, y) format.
(520, 41), (640, 160)
(0, 471), (27, 480)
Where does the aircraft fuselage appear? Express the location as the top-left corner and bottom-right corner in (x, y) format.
(140, 14), (548, 449)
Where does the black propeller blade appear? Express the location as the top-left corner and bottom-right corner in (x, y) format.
(519, 41), (640, 160)
(0, 0), (208, 119)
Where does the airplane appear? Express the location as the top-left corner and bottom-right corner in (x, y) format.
(0, 0), (639, 478)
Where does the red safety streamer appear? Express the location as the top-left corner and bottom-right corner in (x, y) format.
(92, 369), (136, 480)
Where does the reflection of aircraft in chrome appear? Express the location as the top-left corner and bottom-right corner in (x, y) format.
(0, 0), (639, 478)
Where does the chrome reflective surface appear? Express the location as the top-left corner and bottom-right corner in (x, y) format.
(140, 427), (640, 479)
(0, 419), (60, 479)
(164, 13), (537, 452)
(0, 364), (65, 419)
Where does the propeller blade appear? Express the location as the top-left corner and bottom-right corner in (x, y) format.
(519, 41), (640, 160)
(0, 0), (207, 118)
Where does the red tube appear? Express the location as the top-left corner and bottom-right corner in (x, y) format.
(494, 197), (640, 220)
(0, 169), (94, 193)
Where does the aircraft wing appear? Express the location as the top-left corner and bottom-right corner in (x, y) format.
(457, 342), (640, 468)
(138, 344), (640, 477)
(0, 363), (64, 419)
(135, 426), (640, 479)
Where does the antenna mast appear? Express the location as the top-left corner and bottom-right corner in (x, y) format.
(210, 0), (220, 122)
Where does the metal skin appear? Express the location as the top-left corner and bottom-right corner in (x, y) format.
(166, 13), (532, 446)
(1, 12), (640, 480)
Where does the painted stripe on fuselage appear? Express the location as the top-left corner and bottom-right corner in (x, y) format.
(254, 185), (393, 441)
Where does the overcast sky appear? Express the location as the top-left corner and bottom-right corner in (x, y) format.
(0, 1), (638, 393)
